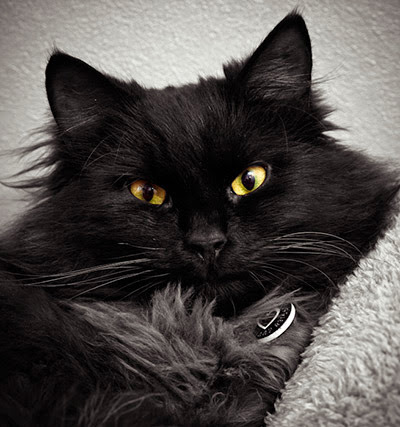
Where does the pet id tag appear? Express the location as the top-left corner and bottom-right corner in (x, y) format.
(254, 303), (296, 343)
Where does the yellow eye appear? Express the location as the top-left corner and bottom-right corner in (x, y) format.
(231, 165), (267, 196)
(129, 180), (166, 205)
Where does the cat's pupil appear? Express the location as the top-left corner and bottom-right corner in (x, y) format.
(242, 171), (255, 190)
(142, 183), (154, 201)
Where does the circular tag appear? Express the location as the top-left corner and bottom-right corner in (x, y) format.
(254, 303), (296, 343)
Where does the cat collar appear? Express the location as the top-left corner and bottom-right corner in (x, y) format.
(254, 303), (296, 343)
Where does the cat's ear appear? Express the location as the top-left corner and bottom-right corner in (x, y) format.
(46, 52), (122, 132)
(236, 13), (312, 101)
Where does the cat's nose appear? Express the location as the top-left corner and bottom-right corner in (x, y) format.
(185, 229), (227, 262)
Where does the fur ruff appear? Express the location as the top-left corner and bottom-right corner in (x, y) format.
(1, 285), (316, 426)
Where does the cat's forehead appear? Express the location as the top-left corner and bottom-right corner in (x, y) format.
(143, 83), (228, 149)
(128, 83), (262, 180)
(121, 86), (232, 178)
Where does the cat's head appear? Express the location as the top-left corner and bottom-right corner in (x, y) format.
(22, 13), (397, 314)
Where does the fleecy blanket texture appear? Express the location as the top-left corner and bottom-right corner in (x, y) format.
(267, 212), (400, 427)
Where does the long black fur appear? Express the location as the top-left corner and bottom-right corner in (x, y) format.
(0, 12), (398, 426)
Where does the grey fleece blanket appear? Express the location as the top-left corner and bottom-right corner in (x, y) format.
(267, 211), (400, 427)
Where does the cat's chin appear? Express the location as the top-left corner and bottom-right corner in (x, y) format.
(184, 275), (269, 318)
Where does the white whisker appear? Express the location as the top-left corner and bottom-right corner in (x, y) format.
(267, 257), (336, 288)
(70, 270), (157, 299)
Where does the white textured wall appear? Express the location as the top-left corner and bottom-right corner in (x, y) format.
(0, 0), (399, 224)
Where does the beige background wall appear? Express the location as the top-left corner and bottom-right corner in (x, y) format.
(0, 0), (399, 225)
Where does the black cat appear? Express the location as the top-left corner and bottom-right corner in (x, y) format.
(0, 12), (398, 427)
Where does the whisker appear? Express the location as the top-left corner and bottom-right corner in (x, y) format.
(269, 238), (357, 257)
(70, 270), (157, 299)
(271, 249), (354, 259)
(27, 266), (144, 288)
(249, 271), (268, 293)
(266, 257), (336, 288)
(117, 242), (166, 251)
(109, 251), (157, 261)
(273, 232), (362, 255)
(250, 268), (282, 285)
(228, 295), (237, 317)
(21, 258), (152, 285)
(122, 279), (167, 300)
(271, 236), (355, 252)
(290, 241), (357, 262)
(80, 135), (113, 173)
(115, 272), (171, 295)
(256, 264), (314, 290)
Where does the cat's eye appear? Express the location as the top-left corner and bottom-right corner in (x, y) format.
(129, 180), (166, 205)
(231, 165), (267, 196)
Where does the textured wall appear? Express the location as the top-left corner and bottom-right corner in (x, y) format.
(0, 0), (399, 224)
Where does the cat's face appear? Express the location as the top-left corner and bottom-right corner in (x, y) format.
(41, 14), (396, 314)
(77, 84), (296, 309)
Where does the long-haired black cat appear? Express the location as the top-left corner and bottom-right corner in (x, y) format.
(0, 12), (398, 427)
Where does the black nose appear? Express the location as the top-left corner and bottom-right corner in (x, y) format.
(185, 229), (227, 261)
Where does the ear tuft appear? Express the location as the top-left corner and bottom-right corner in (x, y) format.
(238, 12), (312, 101)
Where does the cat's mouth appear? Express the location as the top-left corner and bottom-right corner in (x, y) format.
(181, 268), (261, 295)
(180, 262), (247, 287)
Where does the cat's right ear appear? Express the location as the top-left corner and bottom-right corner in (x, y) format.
(46, 52), (130, 133)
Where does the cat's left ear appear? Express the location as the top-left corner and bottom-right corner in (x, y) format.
(234, 13), (312, 101)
